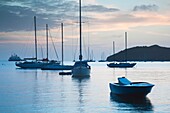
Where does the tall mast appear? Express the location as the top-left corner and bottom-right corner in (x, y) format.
(113, 41), (115, 55)
(34, 16), (37, 61)
(125, 32), (127, 62)
(88, 47), (90, 60)
(113, 41), (115, 61)
(87, 21), (90, 61)
(79, 0), (82, 61)
(61, 23), (64, 66)
(46, 24), (48, 60)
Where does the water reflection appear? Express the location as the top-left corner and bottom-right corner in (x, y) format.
(110, 93), (154, 112)
(72, 77), (90, 82)
(72, 77), (90, 113)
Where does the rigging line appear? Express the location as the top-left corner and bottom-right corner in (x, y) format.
(83, 35), (88, 59)
(40, 46), (44, 58)
(74, 36), (78, 61)
(73, 24), (79, 61)
(82, 3), (91, 61)
(71, 23), (77, 61)
(71, 23), (75, 61)
(48, 29), (60, 61)
(87, 21), (90, 60)
(22, 20), (35, 58)
(74, 38), (78, 61)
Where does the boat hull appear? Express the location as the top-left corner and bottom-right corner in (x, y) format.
(15, 62), (47, 69)
(109, 83), (154, 97)
(107, 62), (136, 68)
(41, 64), (73, 70)
(72, 67), (90, 77)
(8, 58), (21, 61)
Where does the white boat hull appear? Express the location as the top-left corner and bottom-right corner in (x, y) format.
(72, 66), (90, 77)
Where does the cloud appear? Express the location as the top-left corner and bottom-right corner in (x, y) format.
(83, 0), (96, 4)
(79, 10), (170, 34)
(82, 5), (119, 12)
(0, 0), (120, 32)
(133, 4), (159, 12)
(1, 0), (170, 47)
(0, 4), (57, 32)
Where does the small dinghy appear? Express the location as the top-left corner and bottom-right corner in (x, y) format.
(109, 77), (154, 98)
(59, 71), (72, 75)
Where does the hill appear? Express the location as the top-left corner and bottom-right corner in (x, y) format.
(107, 45), (170, 62)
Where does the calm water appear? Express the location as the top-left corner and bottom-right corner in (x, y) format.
(0, 61), (170, 113)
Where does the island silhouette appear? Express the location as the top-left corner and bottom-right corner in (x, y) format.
(107, 45), (170, 62)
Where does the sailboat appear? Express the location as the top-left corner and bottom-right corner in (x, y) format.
(72, 0), (91, 77)
(15, 17), (54, 69)
(41, 23), (73, 70)
(107, 32), (136, 68)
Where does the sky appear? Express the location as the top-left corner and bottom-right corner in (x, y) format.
(0, 0), (170, 61)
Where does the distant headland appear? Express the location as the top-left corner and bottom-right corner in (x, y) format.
(107, 45), (170, 62)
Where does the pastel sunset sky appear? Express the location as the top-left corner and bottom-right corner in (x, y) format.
(0, 0), (170, 61)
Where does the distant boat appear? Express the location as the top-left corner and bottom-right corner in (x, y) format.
(98, 52), (106, 62)
(84, 50), (96, 62)
(8, 54), (22, 61)
(98, 60), (106, 62)
(89, 50), (96, 62)
(41, 23), (73, 70)
(107, 32), (136, 68)
(109, 77), (154, 98)
(72, 0), (91, 77)
(16, 16), (52, 69)
(98, 60), (105, 62)
(107, 62), (136, 68)
(84, 59), (95, 62)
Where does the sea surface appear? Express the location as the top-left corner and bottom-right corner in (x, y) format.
(0, 61), (170, 113)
